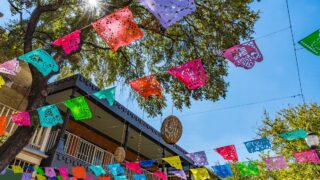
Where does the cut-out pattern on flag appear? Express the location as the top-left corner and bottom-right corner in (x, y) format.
(36, 174), (46, 180)
(114, 175), (128, 180)
(139, 0), (196, 28)
(279, 129), (307, 141)
(93, 87), (116, 106)
(124, 162), (143, 174)
(0, 58), (20, 75)
(222, 40), (263, 69)
(89, 165), (106, 176)
(58, 167), (68, 179)
(215, 145), (238, 161)
(265, 156), (288, 170)
(128, 76), (163, 99)
(92, 7), (143, 51)
(34, 167), (45, 175)
(52, 30), (82, 55)
(18, 48), (59, 76)
(244, 138), (271, 153)
(169, 170), (187, 180)
(212, 164), (233, 178)
(64, 96), (92, 120)
(0, 75), (5, 88)
(45, 167), (56, 177)
(22, 173), (32, 180)
(37, 105), (63, 127)
(72, 166), (87, 179)
(162, 156), (183, 170)
(98, 177), (111, 180)
(11, 165), (23, 173)
(139, 160), (156, 168)
(133, 174), (147, 180)
(0, 116), (7, 136)
(190, 168), (210, 180)
(236, 161), (259, 177)
(186, 151), (209, 167)
(298, 29), (320, 56)
(294, 149), (320, 163)
(167, 59), (208, 90)
(107, 164), (125, 176)
(11, 112), (31, 126)
(153, 172), (167, 180)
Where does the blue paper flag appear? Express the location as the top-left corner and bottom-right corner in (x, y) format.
(212, 164), (233, 178)
(18, 48), (59, 76)
(89, 165), (106, 176)
(107, 164), (125, 176)
(37, 105), (63, 127)
(114, 175), (128, 180)
(279, 129), (307, 141)
(93, 87), (116, 106)
(139, 160), (156, 168)
(244, 138), (271, 153)
(25, 166), (34, 172)
(133, 174), (147, 180)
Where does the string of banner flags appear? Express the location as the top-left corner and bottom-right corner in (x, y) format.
(0, 128), (319, 180)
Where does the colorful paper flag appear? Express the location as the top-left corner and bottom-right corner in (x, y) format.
(56, 176), (63, 180)
(84, 178), (94, 180)
(11, 112), (31, 126)
(153, 172), (167, 180)
(168, 59), (208, 90)
(162, 156), (183, 170)
(279, 129), (307, 141)
(168, 170), (187, 180)
(222, 40), (263, 69)
(97, 177), (111, 180)
(45, 167), (56, 177)
(0, 116), (7, 136)
(139, 160), (156, 168)
(36, 174), (46, 180)
(124, 162), (143, 174)
(139, 0), (196, 28)
(25, 166), (34, 173)
(34, 166), (45, 175)
(92, 7), (144, 51)
(265, 156), (288, 170)
(298, 29), (320, 55)
(133, 174), (147, 180)
(0, 58), (20, 75)
(244, 138), (271, 153)
(215, 145), (238, 161)
(72, 166), (86, 179)
(93, 87), (116, 106)
(114, 175), (128, 180)
(89, 165), (106, 176)
(128, 75), (163, 99)
(11, 165), (23, 173)
(0, 75), (5, 88)
(64, 96), (92, 120)
(52, 30), (82, 55)
(294, 149), (320, 163)
(22, 173), (31, 180)
(1, 168), (6, 175)
(212, 164), (233, 178)
(18, 48), (59, 76)
(37, 105), (63, 127)
(58, 167), (68, 179)
(190, 168), (210, 180)
(106, 164), (125, 176)
(185, 151), (209, 167)
(236, 161), (259, 177)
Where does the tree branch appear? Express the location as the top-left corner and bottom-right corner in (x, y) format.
(82, 41), (110, 50)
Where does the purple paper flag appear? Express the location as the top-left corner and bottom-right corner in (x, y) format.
(45, 167), (56, 177)
(169, 170), (187, 180)
(186, 151), (209, 167)
(22, 173), (32, 180)
(265, 156), (288, 170)
(0, 168), (6, 175)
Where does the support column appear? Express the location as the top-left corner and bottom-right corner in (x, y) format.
(40, 127), (52, 152)
(123, 124), (130, 152)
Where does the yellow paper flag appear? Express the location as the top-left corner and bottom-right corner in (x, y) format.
(11, 165), (23, 174)
(36, 174), (47, 180)
(0, 75), (5, 88)
(162, 156), (183, 170)
(190, 168), (210, 180)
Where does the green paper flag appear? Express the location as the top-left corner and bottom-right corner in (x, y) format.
(298, 29), (320, 56)
(34, 166), (45, 175)
(236, 161), (259, 177)
(93, 87), (116, 106)
(64, 96), (92, 120)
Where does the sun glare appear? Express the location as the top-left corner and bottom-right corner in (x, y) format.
(88, 0), (98, 7)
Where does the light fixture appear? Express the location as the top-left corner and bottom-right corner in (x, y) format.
(305, 132), (319, 149)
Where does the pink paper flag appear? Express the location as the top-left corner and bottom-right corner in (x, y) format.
(265, 156), (288, 170)
(58, 167), (69, 179)
(167, 59), (208, 90)
(294, 149), (320, 163)
(11, 112), (31, 126)
(52, 30), (82, 55)
(222, 40), (263, 69)
(124, 162), (143, 174)
(0, 58), (20, 75)
(153, 172), (167, 180)
(45, 167), (56, 177)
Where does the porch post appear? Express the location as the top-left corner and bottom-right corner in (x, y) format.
(123, 124), (130, 152)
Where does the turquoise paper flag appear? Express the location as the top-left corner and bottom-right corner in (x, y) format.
(106, 164), (124, 176)
(93, 87), (116, 106)
(37, 105), (63, 127)
(64, 96), (92, 120)
(89, 165), (106, 176)
(279, 129), (307, 141)
(18, 48), (59, 76)
(114, 175), (127, 180)
(133, 174), (146, 180)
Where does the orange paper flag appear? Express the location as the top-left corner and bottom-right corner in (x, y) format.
(0, 116), (7, 136)
(98, 177), (111, 180)
(72, 166), (86, 179)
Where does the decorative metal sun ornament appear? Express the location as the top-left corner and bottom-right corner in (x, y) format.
(161, 115), (183, 144)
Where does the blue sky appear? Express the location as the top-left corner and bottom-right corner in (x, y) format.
(1, 0), (320, 165)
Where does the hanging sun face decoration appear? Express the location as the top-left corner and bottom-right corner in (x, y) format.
(114, 146), (126, 163)
(161, 115), (183, 144)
